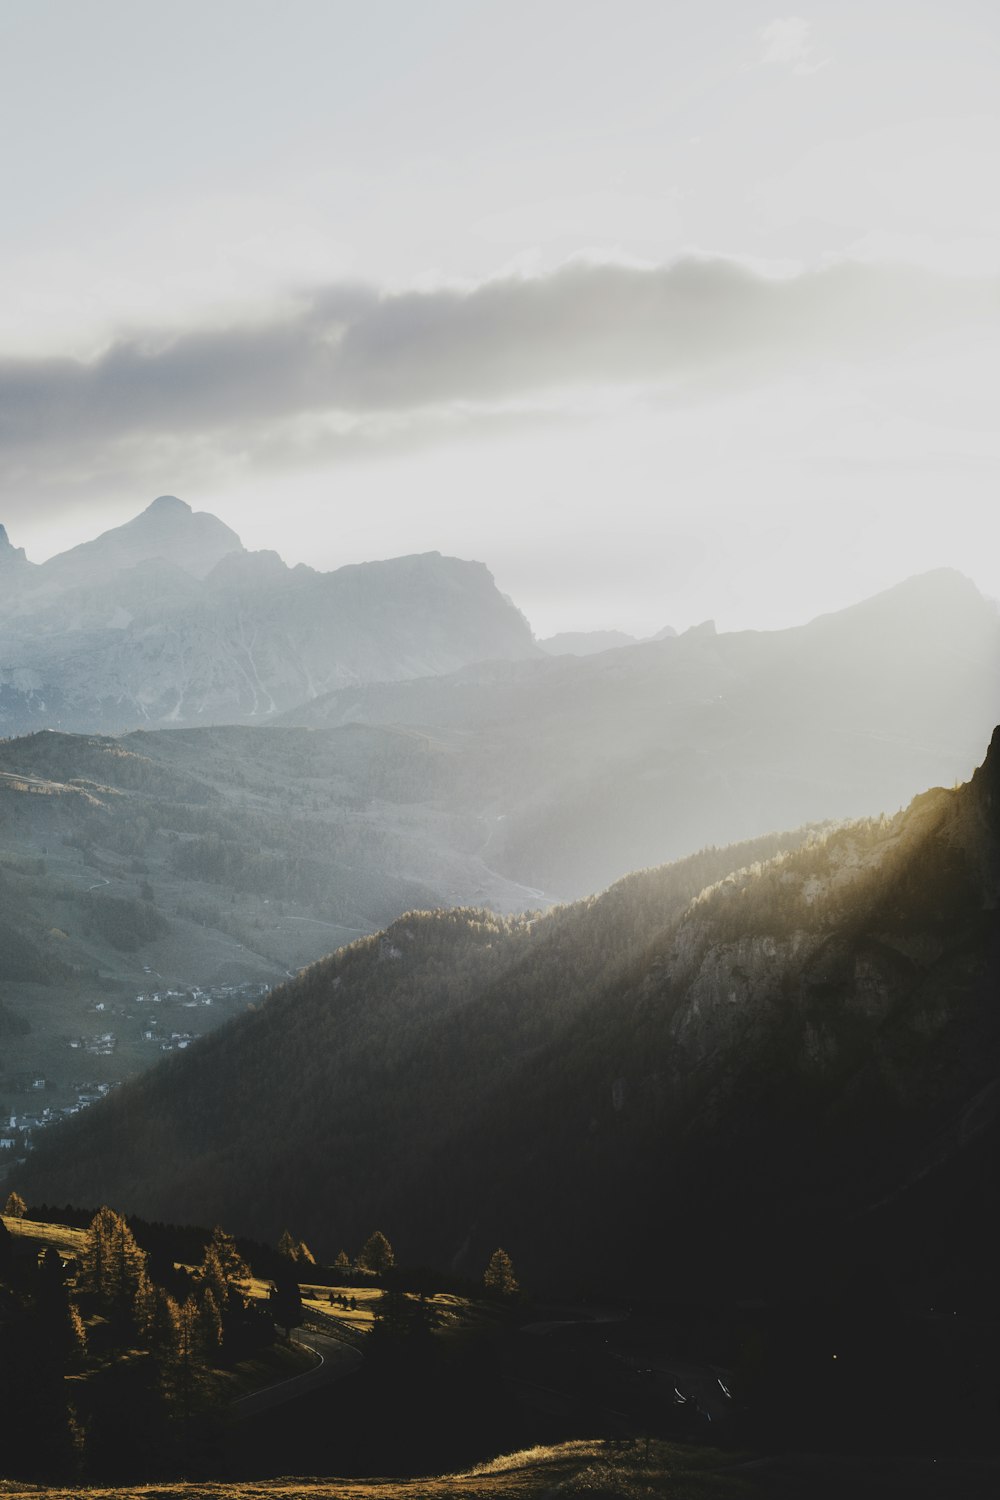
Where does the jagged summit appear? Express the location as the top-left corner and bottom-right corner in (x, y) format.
(0, 523), (28, 564)
(0, 501), (539, 734)
(41, 495), (244, 584)
(144, 494), (191, 514)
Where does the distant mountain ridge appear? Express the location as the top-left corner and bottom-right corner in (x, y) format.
(40, 494), (244, 585)
(282, 568), (1000, 897)
(538, 625), (677, 656)
(0, 497), (538, 733)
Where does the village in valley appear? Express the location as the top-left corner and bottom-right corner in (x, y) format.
(0, 976), (274, 1174)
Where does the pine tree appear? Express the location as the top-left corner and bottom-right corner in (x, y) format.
(268, 1264), (303, 1337)
(200, 1242), (229, 1310)
(370, 1287), (413, 1344)
(357, 1229), (395, 1277)
(483, 1247), (518, 1297)
(67, 1302), (88, 1369)
(198, 1286), (223, 1359)
(208, 1224), (250, 1283)
(277, 1228), (300, 1260)
(35, 1247), (86, 1368)
(148, 1287), (182, 1364)
(277, 1228), (315, 1265)
(4, 1189), (27, 1219)
(80, 1206), (152, 1342)
(168, 1297), (203, 1424)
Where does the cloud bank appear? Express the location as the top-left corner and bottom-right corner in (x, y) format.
(1, 256), (996, 515)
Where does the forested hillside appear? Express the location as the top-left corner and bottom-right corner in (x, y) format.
(20, 728), (999, 1304)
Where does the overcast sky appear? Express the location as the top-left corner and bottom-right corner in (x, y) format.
(1, 0), (998, 635)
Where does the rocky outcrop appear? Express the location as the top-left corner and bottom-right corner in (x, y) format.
(0, 523), (30, 568)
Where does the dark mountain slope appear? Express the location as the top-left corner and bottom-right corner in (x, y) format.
(19, 732), (999, 1301)
(281, 569), (1000, 896)
(15, 826), (816, 1233)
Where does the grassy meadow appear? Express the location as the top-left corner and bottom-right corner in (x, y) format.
(0, 1438), (752, 1499)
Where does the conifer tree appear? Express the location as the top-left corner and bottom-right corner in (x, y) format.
(4, 1189), (27, 1219)
(208, 1224), (250, 1283)
(67, 1302), (88, 1369)
(483, 1247), (518, 1297)
(148, 1287), (182, 1364)
(370, 1287), (413, 1345)
(268, 1264), (303, 1337)
(35, 1247), (87, 1368)
(168, 1297), (203, 1423)
(357, 1229), (395, 1277)
(81, 1206), (152, 1342)
(277, 1228), (299, 1260)
(200, 1241), (229, 1311)
(198, 1286), (223, 1358)
(277, 1227), (315, 1264)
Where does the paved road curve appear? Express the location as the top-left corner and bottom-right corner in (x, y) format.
(231, 1327), (363, 1418)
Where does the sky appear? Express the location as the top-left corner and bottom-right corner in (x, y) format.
(1, 0), (998, 636)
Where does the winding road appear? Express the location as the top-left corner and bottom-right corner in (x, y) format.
(231, 1326), (363, 1417)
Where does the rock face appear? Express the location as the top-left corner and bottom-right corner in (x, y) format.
(0, 524), (30, 568)
(0, 499), (538, 733)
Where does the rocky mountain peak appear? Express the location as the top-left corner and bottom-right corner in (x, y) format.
(41, 495), (245, 585)
(0, 523), (28, 564)
(144, 494), (191, 515)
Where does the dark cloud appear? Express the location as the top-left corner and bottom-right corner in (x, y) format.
(0, 257), (996, 494)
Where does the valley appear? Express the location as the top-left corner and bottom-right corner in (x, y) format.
(0, 722), (549, 1131)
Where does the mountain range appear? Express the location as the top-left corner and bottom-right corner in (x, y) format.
(282, 568), (1000, 896)
(1, 560), (997, 1103)
(538, 625), (677, 655)
(18, 728), (1000, 1307)
(0, 496), (538, 734)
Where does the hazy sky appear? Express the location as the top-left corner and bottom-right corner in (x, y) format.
(1, 0), (998, 635)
